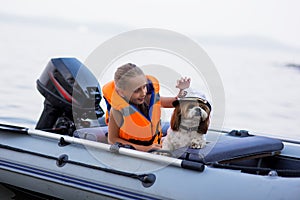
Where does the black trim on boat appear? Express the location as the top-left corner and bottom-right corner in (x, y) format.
(0, 159), (159, 200)
(0, 123), (29, 134)
(0, 143), (156, 188)
(58, 137), (71, 146)
(209, 128), (300, 145)
(211, 161), (300, 177)
(56, 154), (68, 167)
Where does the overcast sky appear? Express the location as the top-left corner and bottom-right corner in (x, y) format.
(1, 0), (300, 48)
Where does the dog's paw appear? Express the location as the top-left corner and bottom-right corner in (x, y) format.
(190, 138), (206, 149)
(190, 143), (201, 149)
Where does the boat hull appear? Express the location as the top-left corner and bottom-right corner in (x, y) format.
(1, 129), (300, 200)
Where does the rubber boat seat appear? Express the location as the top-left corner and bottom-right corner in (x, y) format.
(172, 130), (284, 164)
(73, 126), (108, 144)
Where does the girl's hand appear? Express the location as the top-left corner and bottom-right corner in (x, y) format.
(142, 143), (162, 152)
(176, 77), (191, 90)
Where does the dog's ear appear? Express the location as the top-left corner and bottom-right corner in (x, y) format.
(197, 108), (210, 134)
(170, 106), (181, 131)
(197, 119), (209, 134)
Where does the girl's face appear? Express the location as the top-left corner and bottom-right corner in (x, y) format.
(119, 74), (147, 105)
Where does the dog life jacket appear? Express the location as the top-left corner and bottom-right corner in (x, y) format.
(102, 75), (162, 145)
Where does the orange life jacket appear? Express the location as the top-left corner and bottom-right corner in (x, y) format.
(102, 75), (162, 145)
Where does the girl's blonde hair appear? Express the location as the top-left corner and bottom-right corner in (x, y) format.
(114, 63), (145, 89)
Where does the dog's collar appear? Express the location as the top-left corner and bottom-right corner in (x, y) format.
(179, 125), (199, 132)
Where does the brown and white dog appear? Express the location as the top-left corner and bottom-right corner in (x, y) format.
(162, 96), (211, 151)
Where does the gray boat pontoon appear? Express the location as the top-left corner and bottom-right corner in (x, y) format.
(1, 124), (300, 200)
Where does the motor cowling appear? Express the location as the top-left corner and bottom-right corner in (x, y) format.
(36, 58), (104, 134)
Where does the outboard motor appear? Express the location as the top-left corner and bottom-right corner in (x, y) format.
(35, 58), (104, 135)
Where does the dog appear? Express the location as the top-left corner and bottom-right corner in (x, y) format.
(162, 97), (211, 151)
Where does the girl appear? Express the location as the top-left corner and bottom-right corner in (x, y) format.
(102, 63), (190, 152)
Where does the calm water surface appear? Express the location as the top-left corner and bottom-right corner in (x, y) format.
(1, 21), (299, 139)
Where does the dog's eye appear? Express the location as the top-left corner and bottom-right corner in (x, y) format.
(188, 105), (194, 109)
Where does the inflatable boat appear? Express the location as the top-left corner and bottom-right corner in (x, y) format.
(1, 123), (300, 200)
(1, 58), (300, 199)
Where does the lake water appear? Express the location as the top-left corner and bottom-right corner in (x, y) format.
(1, 19), (299, 139)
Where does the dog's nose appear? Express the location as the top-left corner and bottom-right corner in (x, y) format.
(195, 107), (202, 116)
